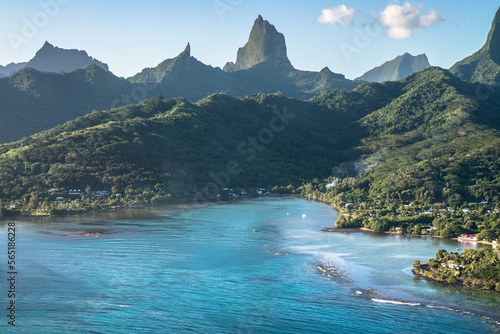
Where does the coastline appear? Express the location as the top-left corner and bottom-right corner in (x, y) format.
(1, 194), (298, 222)
(306, 195), (497, 249)
(323, 223), (498, 250)
(412, 266), (500, 295)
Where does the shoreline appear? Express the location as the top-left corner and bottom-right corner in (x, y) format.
(323, 226), (497, 249)
(1, 194), (298, 222)
(453, 237), (498, 248)
(308, 195), (497, 249)
(412, 266), (500, 295)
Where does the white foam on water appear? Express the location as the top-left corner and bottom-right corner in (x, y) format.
(371, 298), (421, 306)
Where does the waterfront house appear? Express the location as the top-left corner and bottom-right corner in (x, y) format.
(459, 234), (482, 241)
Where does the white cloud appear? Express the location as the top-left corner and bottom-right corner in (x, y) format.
(379, 2), (444, 39)
(318, 5), (357, 26)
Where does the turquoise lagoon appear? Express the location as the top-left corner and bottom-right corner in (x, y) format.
(2, 198), (499, 333)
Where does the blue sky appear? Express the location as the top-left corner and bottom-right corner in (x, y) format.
(0, 1), (499, 79)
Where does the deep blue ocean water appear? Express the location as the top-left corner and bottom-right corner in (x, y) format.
(1, 197), (499, 333)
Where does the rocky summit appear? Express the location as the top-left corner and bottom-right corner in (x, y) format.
(224, 15), (292, 72)
(450, 8), (500, 84)
(25, 41), (109, 73)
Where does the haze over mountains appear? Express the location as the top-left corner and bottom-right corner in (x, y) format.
(0, 62), (27, 77)
(356, 53), (430, 83)
(0, 41), (109, 76)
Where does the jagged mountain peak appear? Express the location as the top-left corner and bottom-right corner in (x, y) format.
(128, 43), (197, 84)
(483, 7), (500, 62)
(40, 41), (54, 49)
(450, 7), (500, 83)
(223, 15), (292, 72)
(25, 41), (109, 73)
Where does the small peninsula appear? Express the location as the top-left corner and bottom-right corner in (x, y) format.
(412, 248), (500, 293)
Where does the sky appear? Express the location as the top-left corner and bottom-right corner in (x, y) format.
(0, 0), (499, 79)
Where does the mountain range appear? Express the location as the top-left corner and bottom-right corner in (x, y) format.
(0, 15), (438, 144)
(1, 7), (500, 217)
(1, 66), (499, 210)
(129, 15), (358, 101)
(0, 16), (360, 143)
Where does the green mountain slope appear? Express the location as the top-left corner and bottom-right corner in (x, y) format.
(356, 68), (500, 203)
(450, 7), (500, 84)
(298, 67), (500, 239)
(356, 53), (430, 82)
(0, 92), (367, 211)
(2, 67), (500, 218)
(0, 64), (134, 143)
